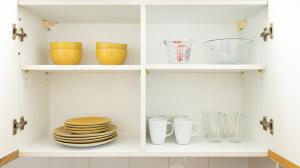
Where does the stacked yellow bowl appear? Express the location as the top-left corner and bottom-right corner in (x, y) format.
(96, 42), (127, 65)
(50, 42), (82, 65)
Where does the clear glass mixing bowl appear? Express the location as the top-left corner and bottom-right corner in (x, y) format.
(204, 38), (253, 64)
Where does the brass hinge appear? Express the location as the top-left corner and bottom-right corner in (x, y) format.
(13, 116), (28, 135)
(12, 24), (27, 42)
(260, 116), (274, 135)
(43, 20), (58, 30)
(260, 23), (273, 42)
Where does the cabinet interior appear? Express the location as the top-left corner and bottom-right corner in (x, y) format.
(17, 3), (269, 157)
(19, 5), (141, 65)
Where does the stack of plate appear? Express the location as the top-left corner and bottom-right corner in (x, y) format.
(53, 117), (118, 147)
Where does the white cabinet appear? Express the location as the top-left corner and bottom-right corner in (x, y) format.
(0, 0), (299, 167)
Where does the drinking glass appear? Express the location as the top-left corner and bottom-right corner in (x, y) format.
(226, 113), (245, 143)
(207, 112), (224, 143)
(202, 111), (209, 138)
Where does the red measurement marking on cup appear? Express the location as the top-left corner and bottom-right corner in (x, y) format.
(174, 41), (187, 62)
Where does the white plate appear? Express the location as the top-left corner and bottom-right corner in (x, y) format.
(55, 136), (118, 147)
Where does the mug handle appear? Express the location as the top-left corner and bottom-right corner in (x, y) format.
(192, 122), (200, 136)
(166, 121), (174, 137)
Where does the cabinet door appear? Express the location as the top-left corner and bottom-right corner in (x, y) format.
(0, 0), (20, 165)
(267, 0), (300, 166)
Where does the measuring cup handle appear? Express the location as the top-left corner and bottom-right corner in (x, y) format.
(166, 121), (174, 137)
(192, 122), (200, 136)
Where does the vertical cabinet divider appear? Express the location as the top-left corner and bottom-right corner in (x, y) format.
(140, 4), (147, 151)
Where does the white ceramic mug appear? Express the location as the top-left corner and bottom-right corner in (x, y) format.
(174, 118), (200, 145)
(149, 117), (173, 145)
(172, 115), (190, 121)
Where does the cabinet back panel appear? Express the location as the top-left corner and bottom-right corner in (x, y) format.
(19, 7), (140, 65)
(48, 23), (140, 65)
(146, 23), (240, 64)
(146, 73), (241, 123)
(48, 73), (140, 135)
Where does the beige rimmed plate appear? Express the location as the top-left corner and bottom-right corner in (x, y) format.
(64, 117), (111, 126)
(64, 125), (110, 131)
(55, 135), (118, 147)
(53, 125), (117, 138)
(54, 131), (116, 140)
(65, 127), (111, 134)
(64, 122), (110, 129)
(54, 133), (117, 144)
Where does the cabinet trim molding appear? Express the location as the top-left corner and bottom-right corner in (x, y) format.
(0, 150), (19, 167)
(268, 150), (300, 168)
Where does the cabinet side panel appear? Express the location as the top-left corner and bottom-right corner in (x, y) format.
(240, 7), (268, 64)
(18, 7), (49, 65)
(242, 72), (268, 148)
(17, 7), (50, 147)
(19, 72), (49, 146)
(241, 7), (268, 149)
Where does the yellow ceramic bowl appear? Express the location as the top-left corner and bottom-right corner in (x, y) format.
(50, 42), (82, 65)
(96, 42), (127, 65)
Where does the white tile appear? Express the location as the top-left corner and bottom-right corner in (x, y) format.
(129, 157), (168, 168)
(209, 157), (248, 168)
(169, 157), (208, 168)
(248, 157), (268, 168)
(50, 157), (89, 168)
(90, 157), (128, 168)
(3, 157), (49, 168)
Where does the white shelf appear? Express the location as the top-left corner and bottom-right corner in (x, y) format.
(20, 135), (267, 157)
(146, 64), (266, 72)
(145, 137), (267, 157)
(20, 135), (140, 157)
(22, 64), (266, 73)
(21, 65), (141, 72)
